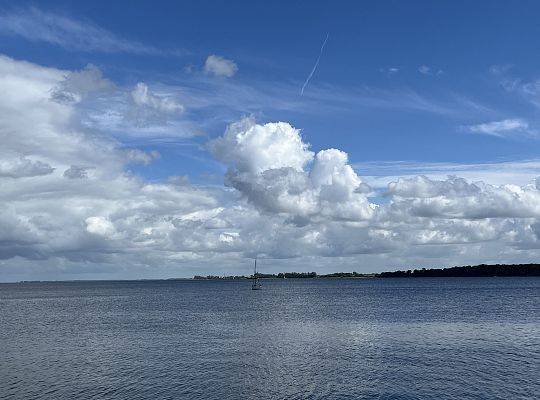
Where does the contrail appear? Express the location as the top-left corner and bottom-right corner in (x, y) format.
(300, 33), (329, 96)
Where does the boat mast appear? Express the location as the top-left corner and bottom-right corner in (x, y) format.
(251, 257), (262, 289)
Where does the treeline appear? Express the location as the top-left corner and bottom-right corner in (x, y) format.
(193, 271), (372, 279)
(194, 272), (319, 280)
(276, 272), (317, 278)
(322, 271), (375, 278)
(377, 263), (540, 277)
(193, 264), (540, 280)
(193, 275), (247, 280)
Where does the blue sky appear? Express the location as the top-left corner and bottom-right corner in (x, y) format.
(4, 0), (540, 179)
(3, 1), (540, 280)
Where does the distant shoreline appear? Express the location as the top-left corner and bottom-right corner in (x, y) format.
(7, 263), (540, 284)
(194, 263), (540, 280)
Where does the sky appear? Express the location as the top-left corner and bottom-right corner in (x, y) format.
(2, 1), (540, 281)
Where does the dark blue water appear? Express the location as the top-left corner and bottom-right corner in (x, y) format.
(1, 278), (539, 399)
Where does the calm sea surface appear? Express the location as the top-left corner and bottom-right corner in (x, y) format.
(1, 278), (539, 400)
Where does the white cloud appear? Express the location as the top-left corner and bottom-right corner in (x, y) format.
(125, 149), (161, 165)
(0, 54), (220, 271)
(380, 67), (400, 75)
(131, 82), (184, 114)
(204, 55), (238, 77)
(81, 89), (197, 139)
(388, 175), (481, 199)
(387, 175), (540, 219)
(86, 216), (116, 237)
(51, 64), (112, 103)
(209, 117), (313, 173)
(210, 118), (374, 221)
(0, 55), (115, 169)
(418, 65), (431, 75)
(355, 159), (540, 189)
(7, 61), (195, 141)
(467, 119), (530, 137)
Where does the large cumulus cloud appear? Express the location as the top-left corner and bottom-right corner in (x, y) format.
(209, 118), (375, 221)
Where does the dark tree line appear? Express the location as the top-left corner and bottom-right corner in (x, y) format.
(193, 275), (247, 280)
(377, 264), (540, 277)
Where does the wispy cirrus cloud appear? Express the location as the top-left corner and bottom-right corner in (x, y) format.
(171, 75), (493, 121)
(418, 65), (443, 76)
(0, 7), (183, 56)
(86, 77), (492, 144)
(489, 64), (540, 109)
(44, 59), (494, 150)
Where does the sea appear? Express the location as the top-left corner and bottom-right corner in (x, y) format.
(1, 277), (539, 399)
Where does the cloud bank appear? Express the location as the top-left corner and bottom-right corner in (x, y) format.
(2, 54), (540, 280)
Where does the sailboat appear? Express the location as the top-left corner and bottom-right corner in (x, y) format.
(251, 258), (262, 290)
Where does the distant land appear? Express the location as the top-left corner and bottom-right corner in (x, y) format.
(193, 263), (540, 280)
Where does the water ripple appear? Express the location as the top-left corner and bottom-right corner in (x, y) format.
(1, 277), (539, 399)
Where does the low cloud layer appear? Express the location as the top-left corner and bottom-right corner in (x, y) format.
(2, 54), (540, 280)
